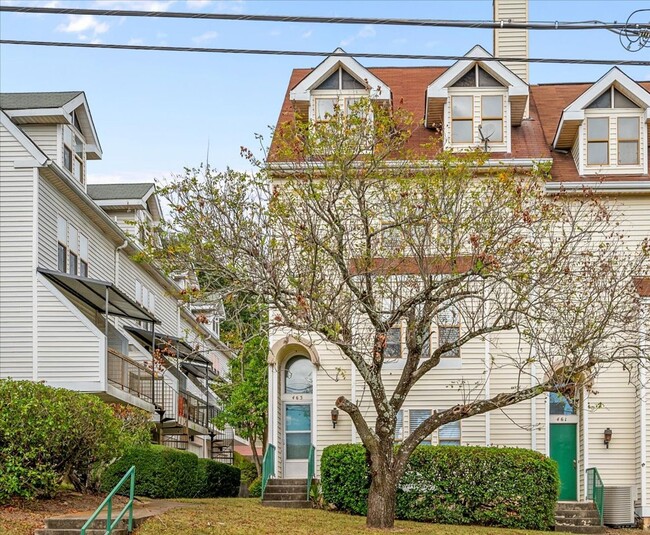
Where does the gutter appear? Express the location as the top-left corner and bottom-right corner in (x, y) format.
(545, 181), (650, 193)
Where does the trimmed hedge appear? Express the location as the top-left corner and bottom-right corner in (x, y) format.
(321, 444), (559, 531)
(248, 476), (262, 498)
(102, 445), (240, 499)
(197, 458), (241, 498)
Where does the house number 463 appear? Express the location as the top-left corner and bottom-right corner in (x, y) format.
(291, 395), (303, 400)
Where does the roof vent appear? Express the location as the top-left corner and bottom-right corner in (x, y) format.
(603, 486), (635, 527)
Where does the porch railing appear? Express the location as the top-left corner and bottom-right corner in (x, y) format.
(81, 466), (135, 535)
(307, 444), (315, 500)
(107, 349), (153, 403)
(261, 443), (276, 498)
(586, 467), (604, 526)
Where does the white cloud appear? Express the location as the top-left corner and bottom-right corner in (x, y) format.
(269, 29), (281, 37)
(301, 30), (313, 39)
(57, 15), (110, 36)
(192, 30), (218, 44)
(186, 0), (210, 8)
(128, 37), (144, 45)
(340, 24), (376, 48)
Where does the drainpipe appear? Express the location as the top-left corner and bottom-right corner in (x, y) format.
(115, 241), (128, 286)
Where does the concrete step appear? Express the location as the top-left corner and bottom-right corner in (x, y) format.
(262, 492), (308, 501)
(556, 510), (600, 520)
(266, 478), (309, 485)
(556, 519), (601, 527)
(554, 526), (605, 534)
(556, 501), (598, 511)
(265, 485), (308, 494)
(261, 500), (312, 509)
(46, 517), (132, 529)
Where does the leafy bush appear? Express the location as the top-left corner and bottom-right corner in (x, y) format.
(0, 379), (150, 503)
(101, 445), (201, 498)
(197, 458), (241, 497)
(248, 476), (262, 498)
(321, 444), (559, 530)
(234, 452), (258, 485)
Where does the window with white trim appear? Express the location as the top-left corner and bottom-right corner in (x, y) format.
(311, 66), (368, 123)
(394, 410), (404, 442)
(56, 216), (89, 276)
(385, 326), (402, 358)
(451, 96), (473, 143)
(62, 117), (85, 184)
(438, 420), (461, 446)
(437, 305), (460, 358)
(135, 281), (156, 314)
(584, 86), (643, 171)
(409, 409), (432, 446)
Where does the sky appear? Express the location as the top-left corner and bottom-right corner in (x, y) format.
(0, 0), (649, 184)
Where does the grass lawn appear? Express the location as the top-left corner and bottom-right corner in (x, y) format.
(134, 498), (577, 535)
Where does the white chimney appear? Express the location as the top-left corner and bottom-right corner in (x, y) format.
(493, 0), (529, 84)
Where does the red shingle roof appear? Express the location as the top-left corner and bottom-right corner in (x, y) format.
(269, 66), (650, 183)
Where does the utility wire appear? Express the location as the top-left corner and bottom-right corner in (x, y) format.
(2, 39), (649, 66)
(0, 5), (647, 32)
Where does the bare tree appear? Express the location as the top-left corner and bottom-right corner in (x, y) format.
(146, 101), (649, 528)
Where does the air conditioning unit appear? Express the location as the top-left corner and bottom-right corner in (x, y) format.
(603, 486), (635, 527)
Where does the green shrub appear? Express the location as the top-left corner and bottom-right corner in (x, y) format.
(248, 476), (262, 498)
(321, 444), (559, 530)
(234, 452), (258, 485)
(197, 458), (241, 497)
(101, 445), (201, 499)
(0, 379), (150, 503)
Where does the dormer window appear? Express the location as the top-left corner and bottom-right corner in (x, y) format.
(618, 117), (639, 165)
(310, 67), (368, 123)
(451, 96), (472, 143)
(63, 124), (85, 184)
(481, 95), (503, 143)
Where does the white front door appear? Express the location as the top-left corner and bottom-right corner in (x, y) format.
(282, 356), (313, 478)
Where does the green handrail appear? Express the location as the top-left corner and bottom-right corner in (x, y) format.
(81, 466), (136, 535)
(586, 467), (604, 526)
(306, 444), (315, 500)
(261, 444), (276, 498)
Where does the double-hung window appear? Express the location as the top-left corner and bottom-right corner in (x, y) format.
(481, 95), (503, 142)
(68, 225), (79, 276)
(57, 216), (67, 272)
(409, 409), (432, 445)
(451, 96), (473, 143)
(618, 117), (639, 165)
(79, 235), (89, 277)
(437, 306), (461, 358)
(394, 410), (404, 442)
(587, 117), (609, 165)
(62, 119), (85, 184)
(438, 420), (461, 446)
(385, 326), (402, 358)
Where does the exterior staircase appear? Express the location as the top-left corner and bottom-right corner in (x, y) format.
(555, 502), (605, 534)
(261, 478), (312, 509)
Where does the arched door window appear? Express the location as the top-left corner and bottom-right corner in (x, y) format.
(284, 356), (313, 394)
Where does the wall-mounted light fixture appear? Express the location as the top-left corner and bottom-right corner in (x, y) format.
(604, 428), (613, 448)
(331, 407), (339, 429)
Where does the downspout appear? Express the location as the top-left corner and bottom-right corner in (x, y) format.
(114, 241), (128, 326)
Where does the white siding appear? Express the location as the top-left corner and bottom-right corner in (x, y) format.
(0, 122), (35, 379)
(20, 124), (58, 160)
(38, 175), (115, 280)
(36, 277), (103, 385)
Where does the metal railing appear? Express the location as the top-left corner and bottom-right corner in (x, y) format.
(307, 444), (315, 500)
(586, 467), (604, 526)
(261, 444), (276, 498)
(107, 349), (153, 403)
(81, 466), (135, 535)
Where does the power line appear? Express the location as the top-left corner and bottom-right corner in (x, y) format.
(0, 5), (646, 32)
(2, 39), (649, 66)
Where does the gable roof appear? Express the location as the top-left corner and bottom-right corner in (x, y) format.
(0, 91), (83, 110)
(551, 68), (650, 150)
(87, 183), (155, 201)
(426, 45), (529, 127)
(1, 91), (102, 160)
(290, 48), (391, 103)
(270, 61), (649, 184)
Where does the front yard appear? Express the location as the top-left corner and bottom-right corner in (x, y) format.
(132, 498), (579, 535)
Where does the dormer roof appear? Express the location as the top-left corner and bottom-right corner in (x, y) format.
(289, 48), (391, 103)
(552, 68), (650, 150)
(0, 91), (102, 160)
(87, 182), (162, 222)
(425, 45), (529, 127)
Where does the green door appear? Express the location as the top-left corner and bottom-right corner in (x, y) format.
(550, 424), (577, 501)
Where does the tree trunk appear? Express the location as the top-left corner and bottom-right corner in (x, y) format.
(366, 455), (397, 529)
(249, 435), (262, 476)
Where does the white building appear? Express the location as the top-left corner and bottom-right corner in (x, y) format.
(264, 0), (650, 522)
(0, 91), (234, 462)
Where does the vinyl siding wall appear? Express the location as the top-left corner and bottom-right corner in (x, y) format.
(0, 122), (35, 379)
(20, 124), (58, 161)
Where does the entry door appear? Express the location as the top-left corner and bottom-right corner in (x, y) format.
(282, 356), (314, 478)
(550, 423), (577, 501)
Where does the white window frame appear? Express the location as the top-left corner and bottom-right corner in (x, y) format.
(62, 122), (85, 184)
(438, 419), (461, 446)
(437, 305), (461, 359)
(409, 409), (432, 446)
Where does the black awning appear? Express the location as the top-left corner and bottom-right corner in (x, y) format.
(181, 361), (219, 380)
(124, 325), (210, 365)
(38, 268), (159, 324)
